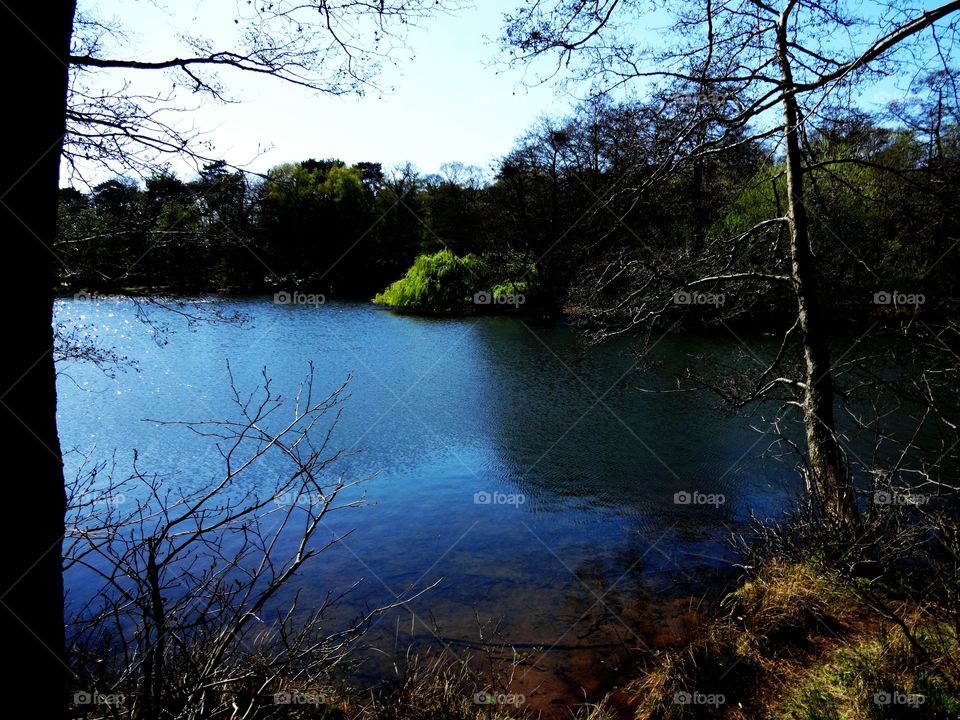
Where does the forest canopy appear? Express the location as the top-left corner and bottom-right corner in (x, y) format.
(57, 95), (958, 324)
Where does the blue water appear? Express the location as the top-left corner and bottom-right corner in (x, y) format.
(56, 297), (804, 694)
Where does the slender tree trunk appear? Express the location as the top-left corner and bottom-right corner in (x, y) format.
(777, 5), (859, 532)
(690, 149), (705, 254)
(542, 147), (563, 318)
(1, 1), (75, 716)
(146, 537), (166, 719)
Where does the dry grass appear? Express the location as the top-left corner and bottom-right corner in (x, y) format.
(774, 621), (960, 720)
(626, 620), (745, 719)
(613, 559), (960, 720)
(724, 559), (853, 660)
(353, 649), (522, 720)
(345, 646), (621, 720)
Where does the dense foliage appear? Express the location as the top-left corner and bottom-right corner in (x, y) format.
(372, 250), (482, 311)
(56, 99), (959, 324)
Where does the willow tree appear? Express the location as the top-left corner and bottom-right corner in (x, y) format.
(502, 0), (960, 532)
(1, 1), (458, 716)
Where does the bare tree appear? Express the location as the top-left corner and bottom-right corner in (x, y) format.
(65, 0), (464, 180)
(501, 0), (960, 532)
(64, 366), (437, 719)
(2, 2), (459, 716)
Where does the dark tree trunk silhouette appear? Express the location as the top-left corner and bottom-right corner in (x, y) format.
(5, 3), (459, 713)
(1, 1), (75, 717)
(776, 4), (859, 530)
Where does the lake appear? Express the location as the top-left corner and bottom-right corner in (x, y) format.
(57, 297), (809, 708)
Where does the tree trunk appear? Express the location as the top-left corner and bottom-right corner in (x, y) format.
(1, 1), (75, 716)
(777, 6), (860, 533)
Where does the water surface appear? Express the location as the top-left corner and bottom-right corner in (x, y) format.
(57, 297), (809, 708)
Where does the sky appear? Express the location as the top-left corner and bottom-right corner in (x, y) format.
(66, 0), (574, 185)
(66, 0), (946, 187)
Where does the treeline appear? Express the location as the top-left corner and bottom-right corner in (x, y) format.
(56, 96), (960, 322)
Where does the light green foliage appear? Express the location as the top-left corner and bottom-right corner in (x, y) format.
(711, 164), (782, 242)
(373, 249), (485, 311)
(804, 128), (933, 280)
(263, 162), (323, 209)
(776, 623), (959, 720)
(490, 280), (528, 299)
(322, 164), (365, 205)
(154, 201), (201, 233)
(373, 249), (538, 312)
(264, 160), (367, 210)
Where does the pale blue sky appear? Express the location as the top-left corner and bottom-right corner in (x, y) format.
(67, 0), (571, 184)
(66, 0), (948, 186)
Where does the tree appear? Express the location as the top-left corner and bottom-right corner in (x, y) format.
(2, 1), (459, 716)
(496, 121), (576, 315)
(64, 1), (464, 179)
(367, 163), (429, 291)
(64, 368), (436, 719)
(373, 248), (484, 311)
(255, 159), (375, 292)
(420, 169), (487, 257)
(192, 162), (260, 292)
(502, 0), (960, 532)
(2, 3), (75, 717)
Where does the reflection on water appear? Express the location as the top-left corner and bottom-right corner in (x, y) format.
(58, 298), (808, 710)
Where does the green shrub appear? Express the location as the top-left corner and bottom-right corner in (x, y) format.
(373, 249), (539, 313)
(373, 249), (484, 311)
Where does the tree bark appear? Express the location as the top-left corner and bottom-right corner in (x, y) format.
(1, 1), (75, 716)
(777, 3), (859, 532)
